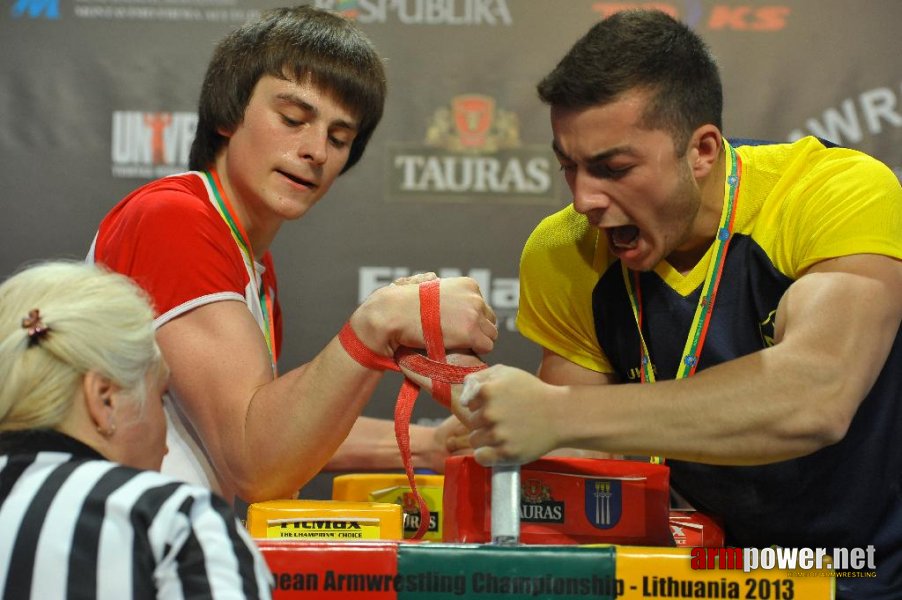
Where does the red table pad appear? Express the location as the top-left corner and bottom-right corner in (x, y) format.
(443, 456), (673, 546)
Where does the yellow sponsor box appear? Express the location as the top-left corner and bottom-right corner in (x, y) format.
(333, 473), (444, 541)
(247, 499), (403, 541)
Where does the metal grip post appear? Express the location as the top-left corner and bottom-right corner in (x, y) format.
(490, 464), (520, 545)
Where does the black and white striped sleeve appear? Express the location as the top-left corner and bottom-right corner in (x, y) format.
(0, 454), (273, 599)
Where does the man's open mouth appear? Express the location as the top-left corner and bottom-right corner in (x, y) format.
(608, 225), (640, 250)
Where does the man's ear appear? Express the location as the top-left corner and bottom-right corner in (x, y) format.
(82, 371), (117, 435)
(687, 124), (722, 179)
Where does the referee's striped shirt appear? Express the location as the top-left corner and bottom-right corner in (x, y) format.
(0, 430), (273, 599)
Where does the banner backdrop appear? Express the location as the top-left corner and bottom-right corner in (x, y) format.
(2, 0), (900, 498)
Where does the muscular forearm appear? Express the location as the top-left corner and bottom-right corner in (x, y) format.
(472, 258), (901, 468)
(323, 416), (401, 472)
(163, 276), (496, 503)
(323, 417), (446, 473)
(554, 266), (900, 465)
(230, 336), (455, 498)
(554, 345), (852, 465)
(234, 337), (384, 500)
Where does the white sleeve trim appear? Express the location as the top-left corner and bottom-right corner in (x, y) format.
(153, 292), (246, 329)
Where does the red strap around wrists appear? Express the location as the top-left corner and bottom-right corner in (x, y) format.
(338, 322), (399, 373)
(338, 278), (487, 539)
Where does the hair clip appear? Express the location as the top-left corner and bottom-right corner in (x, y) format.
(21, 308), (51, 347)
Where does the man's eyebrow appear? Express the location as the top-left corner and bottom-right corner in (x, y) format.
(588, 145), (635, 162)
(551, 140), (635, 162)
(275, 92), (358, 131)
(276, 92), (315, 113)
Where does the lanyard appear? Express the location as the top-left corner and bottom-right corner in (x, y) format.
(203, 170), (278, 371)
(621, 144), (741, 461)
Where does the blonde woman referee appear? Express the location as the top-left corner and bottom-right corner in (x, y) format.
(0, 261), (272, 599)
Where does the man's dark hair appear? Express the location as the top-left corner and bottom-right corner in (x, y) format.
(537, 10), (722, 153)
(189, 6), (386, 173)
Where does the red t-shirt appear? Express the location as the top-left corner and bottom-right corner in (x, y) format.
(90, 172), (283, 359)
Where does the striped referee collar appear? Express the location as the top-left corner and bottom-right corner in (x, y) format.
(0, 429), (105, 461)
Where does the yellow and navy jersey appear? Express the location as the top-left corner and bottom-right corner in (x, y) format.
(518, 136), (901, 378)
(516, 137), (902, 588)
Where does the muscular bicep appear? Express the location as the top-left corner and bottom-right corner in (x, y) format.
(156, 300), (275, 483)
(774, 254), (902, 413)
(538, 347), (619, 386)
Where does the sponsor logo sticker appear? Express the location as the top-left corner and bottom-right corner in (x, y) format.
(584, 478), (622, 529)
(11, 0), (60, 19)
(520, 478), (565, 523)
(111, 111), (196, 178)
(314, 0), (513, 26)
(386, 94), (558, 204)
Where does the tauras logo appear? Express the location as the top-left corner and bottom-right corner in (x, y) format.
(314, 0), (512, 26)
(392, 154), (551, 195)
(520, 478), (564, 523)
(399, 491), (439, 531)
(403, 512), (440, 532)
(386, 94), (557, 204)
(111, 111), (197, 179)
(520, 503), (564, 522)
